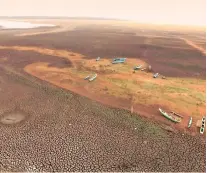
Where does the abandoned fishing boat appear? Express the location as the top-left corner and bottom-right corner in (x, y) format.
(188, 117), (192, 128)
(200, 117), (205, 134)
(170, 111), (184, 118)
(200, 125), (205, 134)
(159, 108), (181, 123)
(153, 73), (159, 78)
(134, 65), (142, 70)
(112, 57), (126, 64)
(89, 74), (97, 82)
(112, 60), (125, 64)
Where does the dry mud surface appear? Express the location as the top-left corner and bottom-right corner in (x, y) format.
(0, 64), (205, 172)
(0, 20), (206, 172)
(0, 111), (27, 125)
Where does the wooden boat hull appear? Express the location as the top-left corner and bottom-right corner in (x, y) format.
(188, 117), (192, 128)
(200, 127), (205, 134)
(89, 74), (97, 82)
(134, 65), (142, 70)
(112, 58), (126, 64)
(159, 108), (181, 123)
(200, 117), (205, 134)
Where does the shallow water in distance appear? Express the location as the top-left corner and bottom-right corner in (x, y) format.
(0, 20), (55, 29)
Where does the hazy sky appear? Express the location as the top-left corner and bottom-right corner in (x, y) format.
(0, 0), (206, 26)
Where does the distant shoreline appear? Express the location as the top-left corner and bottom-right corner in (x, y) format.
(0, 16), (128, 21)
(0, 20), (55, 29)
(0, 16), (205, 28)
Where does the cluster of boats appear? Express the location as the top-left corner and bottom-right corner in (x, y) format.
(133, 64), (164, 79)
(134, 65), (161, 79)
(89, 57), (204, 134)
(96, 57), (161, 78)
(159, 108), (205, 134)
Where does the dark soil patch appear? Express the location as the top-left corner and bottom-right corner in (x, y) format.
(48, 59), (72, 68)
(0, 49), (73, 69)
(0, 28), (205, 79)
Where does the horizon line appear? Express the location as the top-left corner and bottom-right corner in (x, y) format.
(0, 16), (205, 28)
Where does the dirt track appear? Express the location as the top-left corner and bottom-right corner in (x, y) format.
(180, 37), (206, 55)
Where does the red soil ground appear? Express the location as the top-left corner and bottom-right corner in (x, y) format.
(0, 44), (205, 135)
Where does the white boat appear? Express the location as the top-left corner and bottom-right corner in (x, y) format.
(134, 65), (142, 70)
(89, 74), (97, 82)
(188, 117), (192, 128)
(200, 125), (205, 134)
(153, 73), (159, 78)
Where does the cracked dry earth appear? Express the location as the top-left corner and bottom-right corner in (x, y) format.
(0, 62), (205, 171)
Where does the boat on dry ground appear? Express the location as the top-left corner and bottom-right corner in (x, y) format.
(89, 74), (97, 82)
(188, 117), (192, 128)
(159, 108), (181, 123)
(200, 117), (205, 134)
(200, 124), (205, 134)
(153, 73), (159, 78)
(134, 65), (142, 70)
(112, 57), (126, 64)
